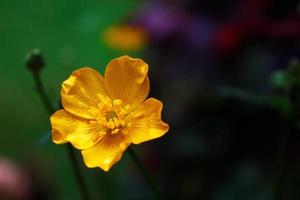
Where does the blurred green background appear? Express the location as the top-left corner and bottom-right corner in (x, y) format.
(0, 0), (142, 199)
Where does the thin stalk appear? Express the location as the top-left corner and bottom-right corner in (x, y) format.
(32, 72), (54, 114)
(127, 146), (160, 199)
(31, 72), (91, 200)
(67, 144), (91, 200)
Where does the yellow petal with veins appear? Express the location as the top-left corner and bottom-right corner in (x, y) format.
(50, 56), (169, 172)
(81, 134), (130, 171)
(62, 67), (109, 119)
(123, 98), (169, 144)
(105, 56), (149, 112)
(50, 110), (105, 149)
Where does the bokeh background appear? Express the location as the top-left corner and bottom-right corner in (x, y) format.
(0, 0), (300, 199)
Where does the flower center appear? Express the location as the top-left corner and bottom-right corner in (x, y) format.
(96, 98), (131, 135)
(103, 111), (122, 134)
(105, 111), (118, 121)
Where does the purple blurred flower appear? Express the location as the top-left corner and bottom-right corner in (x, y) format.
(0, 158), (31, 200)
(135, 2), (187, 40)
(182, 17), (216, 50)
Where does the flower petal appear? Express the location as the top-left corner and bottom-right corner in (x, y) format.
(81, 134), (130, 171)
(105, 56), (149, 110)
(50, 110), (105, 150)
(62, 67), (109, 119)
(123, 98), (169, 144)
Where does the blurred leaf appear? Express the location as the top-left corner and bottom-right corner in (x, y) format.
(270, 70), (289, 91)
(269, 96), (293, 118)
(218, 86), (268, 105)
(288, 58), (300, 86)
(36, 130), (51, 146)
(212, 162), (272, 200)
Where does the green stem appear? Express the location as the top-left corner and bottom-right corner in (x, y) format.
(31, 71), (91, 200)
(127, 146), (160, 199)
(32, 72), (54, 114)
(67, 144), (91, 200)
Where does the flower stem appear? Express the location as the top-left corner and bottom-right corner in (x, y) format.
(32, 72), (55, 114)
(66, 144), (91, 200)
(27, 51), (91, 200)
(127, 146), (161, 199)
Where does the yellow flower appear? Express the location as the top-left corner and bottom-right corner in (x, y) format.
(103, 25), (148, 51)
(50, 55), (169, 171)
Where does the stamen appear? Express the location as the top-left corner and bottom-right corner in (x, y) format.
(107, 119), (115, 129)
(113, 99), (122, 106)
(119, 120), (125, 126)
(111, 129), (119, 135)
(113, 117), (120, 127)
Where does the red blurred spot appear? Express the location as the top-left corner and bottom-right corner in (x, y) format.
(214, 24), (243, 55)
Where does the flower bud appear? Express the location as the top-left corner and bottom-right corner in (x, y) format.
(25, 49), (44, 73)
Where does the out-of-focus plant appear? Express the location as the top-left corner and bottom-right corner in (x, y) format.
(103, 25), (148, 52)
(0, 158), (31, 200)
